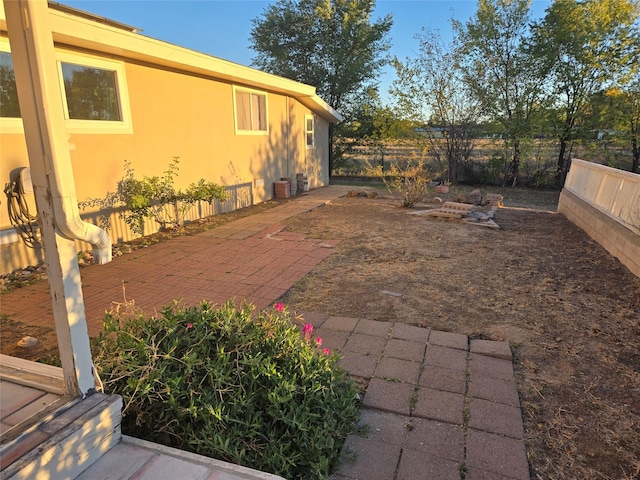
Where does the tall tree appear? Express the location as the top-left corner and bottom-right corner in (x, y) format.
(626, 80), (640, 173)
(595, 81), (640, 173)
(531, 0), (640, 181)
(250, 0), (392, 173)
(456, 0), (544, 187)
(391, 28), (481, 184)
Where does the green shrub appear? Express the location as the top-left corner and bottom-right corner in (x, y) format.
(92, 300), (359, 480)
(79, 157), (229, 235)
(367, 158), (434, 208)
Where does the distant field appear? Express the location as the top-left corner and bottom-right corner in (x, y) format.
(338, 138), (635, 186)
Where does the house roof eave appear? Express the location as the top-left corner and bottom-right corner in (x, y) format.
(0, 2), (342, 122)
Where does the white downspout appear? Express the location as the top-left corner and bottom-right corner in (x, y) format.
(4, 0), (109, 396)
(50, 169), (112, 264)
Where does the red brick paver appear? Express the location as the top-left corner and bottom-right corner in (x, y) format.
(0, 187), (352, 337)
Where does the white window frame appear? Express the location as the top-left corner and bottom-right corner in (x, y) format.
(0, 39), (132, 134)
(55, 50), (133, 134)
(233, 86), (268, 135)
(305, 114), (315, 149)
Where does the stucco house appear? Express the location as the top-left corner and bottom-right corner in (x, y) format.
(0, 2), (342, 275)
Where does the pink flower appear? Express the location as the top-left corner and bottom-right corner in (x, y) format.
(274, 302), (285, 313)
(302, 323), (313, 341)
(323, 348), (331, 355)
(315, 337), (323, 347)
(186, 323), (193, 329)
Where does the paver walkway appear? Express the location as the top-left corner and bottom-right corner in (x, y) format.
(0, 185), (530, 479)
(303, 313), (530, 480)
(0, 186), (353, 337)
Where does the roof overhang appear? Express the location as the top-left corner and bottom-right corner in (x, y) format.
(0, 2), (343, 123)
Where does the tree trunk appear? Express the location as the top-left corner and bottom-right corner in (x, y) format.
(632, 135), (639, 174)
(557, 137), (570, 186)
(328, 123), (334, 178)
(511, 140), (520, 187)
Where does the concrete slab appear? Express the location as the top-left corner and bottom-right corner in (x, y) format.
(424, 345), (468, 371)
(343, 333), (387, 356)
(469, 373), (520, 407)
(75, 442), (154, 480)
(466, 429), (530, 480)
(374, 357), (421, 384)
(354, 318), (393, 337)
(469, 353), (514, 381)
(383, 338), (426, 362)
(465, 467), (524, 480)
(337, 436), (402, 480)
(468, 397), (525, 439)
(362, 378), (414, 416)
(418, 365), (467, 394)
(134, 452), (211, 480)
(311, 328), (350, 352)
(428, 330), (468, 350)
(355, 409), (409, 446)
(297, 312), (329, 329)
(396, 449), (461, 480)
(321, 316), (359, 332)
(390, 324), (431, 343)
(470, 339), (513, 361)
(412, 387), (464, 424)
(338, 351), (378, 378)
(404, 417), (465, 461)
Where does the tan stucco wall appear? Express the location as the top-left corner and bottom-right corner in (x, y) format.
(558, 189), (640, 278)
(1, 48), (330, 273)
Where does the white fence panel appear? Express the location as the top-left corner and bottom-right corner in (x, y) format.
(565, 159), (640, 231)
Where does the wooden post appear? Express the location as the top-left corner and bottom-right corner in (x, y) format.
(4, 0), (96, 397)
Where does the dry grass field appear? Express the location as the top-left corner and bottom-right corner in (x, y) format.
(338, 138), (636, 188)
(280, 187), (640, 480)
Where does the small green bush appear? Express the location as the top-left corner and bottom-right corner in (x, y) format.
(367, 158), (434, 208)
(79, 157), (229, 235)
(92, 300), (359, 480)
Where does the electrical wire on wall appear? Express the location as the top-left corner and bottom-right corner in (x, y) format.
(4, 167), (41, 248)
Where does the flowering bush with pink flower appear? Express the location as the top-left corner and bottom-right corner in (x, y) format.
(93, 299), (359, 480)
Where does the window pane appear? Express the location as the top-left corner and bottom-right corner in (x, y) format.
(0, 52), (21, 118)
(62, 62), (121, 121)
(305, 116), (314, 147)
(255, 93), (267, 131)
(236, 90), (251, 130)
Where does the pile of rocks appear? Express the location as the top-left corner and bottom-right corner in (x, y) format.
(410, 201), (500, 229)
(455, 189), (503, 207)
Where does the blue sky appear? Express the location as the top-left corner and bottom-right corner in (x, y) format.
(61, 0), (553, 102)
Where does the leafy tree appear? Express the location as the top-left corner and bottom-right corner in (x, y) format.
(591, 82), (640, 173)
(531, 0), (640, 181)
(0, 53), (20, 118)
(625, 80), (640, 173)
(456, 0), (545, 186)
(250, 0), (392, 173)
(334, 89), (417, 173)
(391, 28), (481, 184)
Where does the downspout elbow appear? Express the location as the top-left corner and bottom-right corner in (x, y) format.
(56, 195), (112, 264)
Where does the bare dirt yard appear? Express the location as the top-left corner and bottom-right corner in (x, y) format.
(2, 186), (638, 479)
(279, 187), (640, 480)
